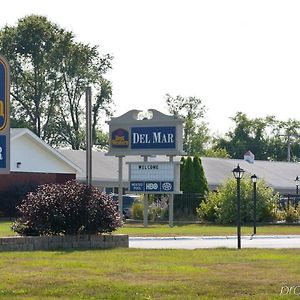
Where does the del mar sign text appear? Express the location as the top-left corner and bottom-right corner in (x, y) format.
(131, 126), (176, 149)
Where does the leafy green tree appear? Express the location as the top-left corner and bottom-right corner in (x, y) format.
(197, 177), (278, 224)
(0, 15), (62, 139)
(93, 129), (109, 150)
(55, 38), (113, 149)
(215, 112), (300, 161)
(188, 122), (210, 156)
(215, 112), (269, 159)
(165, 94), (209, 155)
(0, 15), (113, 149)
(204, 147), (230, 158)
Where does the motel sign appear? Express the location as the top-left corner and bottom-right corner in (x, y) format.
(0, 55), (10, 174)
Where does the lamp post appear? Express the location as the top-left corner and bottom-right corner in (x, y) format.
(295, 176), (299, 207)
(232, 164), (245, 249)
(251, 174), (258, 235)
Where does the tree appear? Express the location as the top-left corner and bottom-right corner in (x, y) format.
(165, 94), (209, 155)
(0, 15), (113, 149)
(0, 15), (62, 139)
(181, 156), (194, 193)
(215, 112), (269, 159)
(214, 112), (300, 161)
(204, 147), (230, 158)
(55, 38), (113, 149)
(175, 156), (209, 217)
(193, 155), (208, 196)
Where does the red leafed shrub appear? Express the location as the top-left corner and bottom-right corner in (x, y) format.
(12, 180), (123, 236)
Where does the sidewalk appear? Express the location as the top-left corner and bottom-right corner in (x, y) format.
(129, 235), (300, 249)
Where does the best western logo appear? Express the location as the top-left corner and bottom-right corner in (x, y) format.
(111, 128), (129, 148)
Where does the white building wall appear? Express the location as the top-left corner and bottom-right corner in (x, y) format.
(11, 135), (75, 173)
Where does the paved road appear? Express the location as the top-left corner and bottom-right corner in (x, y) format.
(129, 235), (300, 249)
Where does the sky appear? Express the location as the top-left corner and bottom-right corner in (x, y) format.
(2, 0), (300, 135)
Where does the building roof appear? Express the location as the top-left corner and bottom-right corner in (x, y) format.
(58, 149), (300, 194)
(11, 128), (81, 174)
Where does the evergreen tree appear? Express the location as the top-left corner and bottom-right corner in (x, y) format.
(182, 156), (194, 193)
(193, 155), (208, 197)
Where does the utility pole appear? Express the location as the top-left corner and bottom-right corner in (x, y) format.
(86, 87), (92, 187)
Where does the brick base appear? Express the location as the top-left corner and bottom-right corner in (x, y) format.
(0, 234), (129, 251)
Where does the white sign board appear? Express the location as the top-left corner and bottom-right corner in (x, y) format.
(128, 161), (181, 194)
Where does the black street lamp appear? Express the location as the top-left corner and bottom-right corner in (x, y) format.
(251, 174), (258, 235)
(295, 176), (299, 207)
(295, 176), (299, 195)
(232, 164), (245, 249)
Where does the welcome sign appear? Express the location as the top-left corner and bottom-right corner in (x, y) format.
(127, 161), (181, 194)
(0, 55), (10, 174)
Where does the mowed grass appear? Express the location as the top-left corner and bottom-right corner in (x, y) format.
(0, 221), (299, 298)
(116, 222), (300, 237)
(1, 221), (300, 237)
(0, 248), (299, 299)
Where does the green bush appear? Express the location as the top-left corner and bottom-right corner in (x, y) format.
(130, 197), (168, 221)
(284, 206), (300, 223)
(12, 180), (123, 236)
(197, 177), (278, 224)
(131, 201), (144, 220)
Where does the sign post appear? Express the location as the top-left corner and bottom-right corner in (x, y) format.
(106, 109), (184, 226)
(0, 55), (10, 174)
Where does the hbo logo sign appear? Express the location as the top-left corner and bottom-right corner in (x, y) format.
(145, 183), (159, 191)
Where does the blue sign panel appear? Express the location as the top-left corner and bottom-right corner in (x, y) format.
(0, 135), (6, 168)
(0, 59), (8, 131)
(145, 181), (160, 192)
(131, 126), (176, 149)
(111, 128), (129, 148)
(130, 182), (144, 192)
(130, 181), (174, 193)
(161, 181), (174, 192)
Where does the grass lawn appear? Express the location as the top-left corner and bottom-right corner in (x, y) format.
(0, 248), (299, 299)
(116, 222), (300, 237)
(0, 221), (300, 298)
(1, 221), (300, 237)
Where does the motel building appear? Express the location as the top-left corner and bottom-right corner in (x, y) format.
(3, 127), (300, 196)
